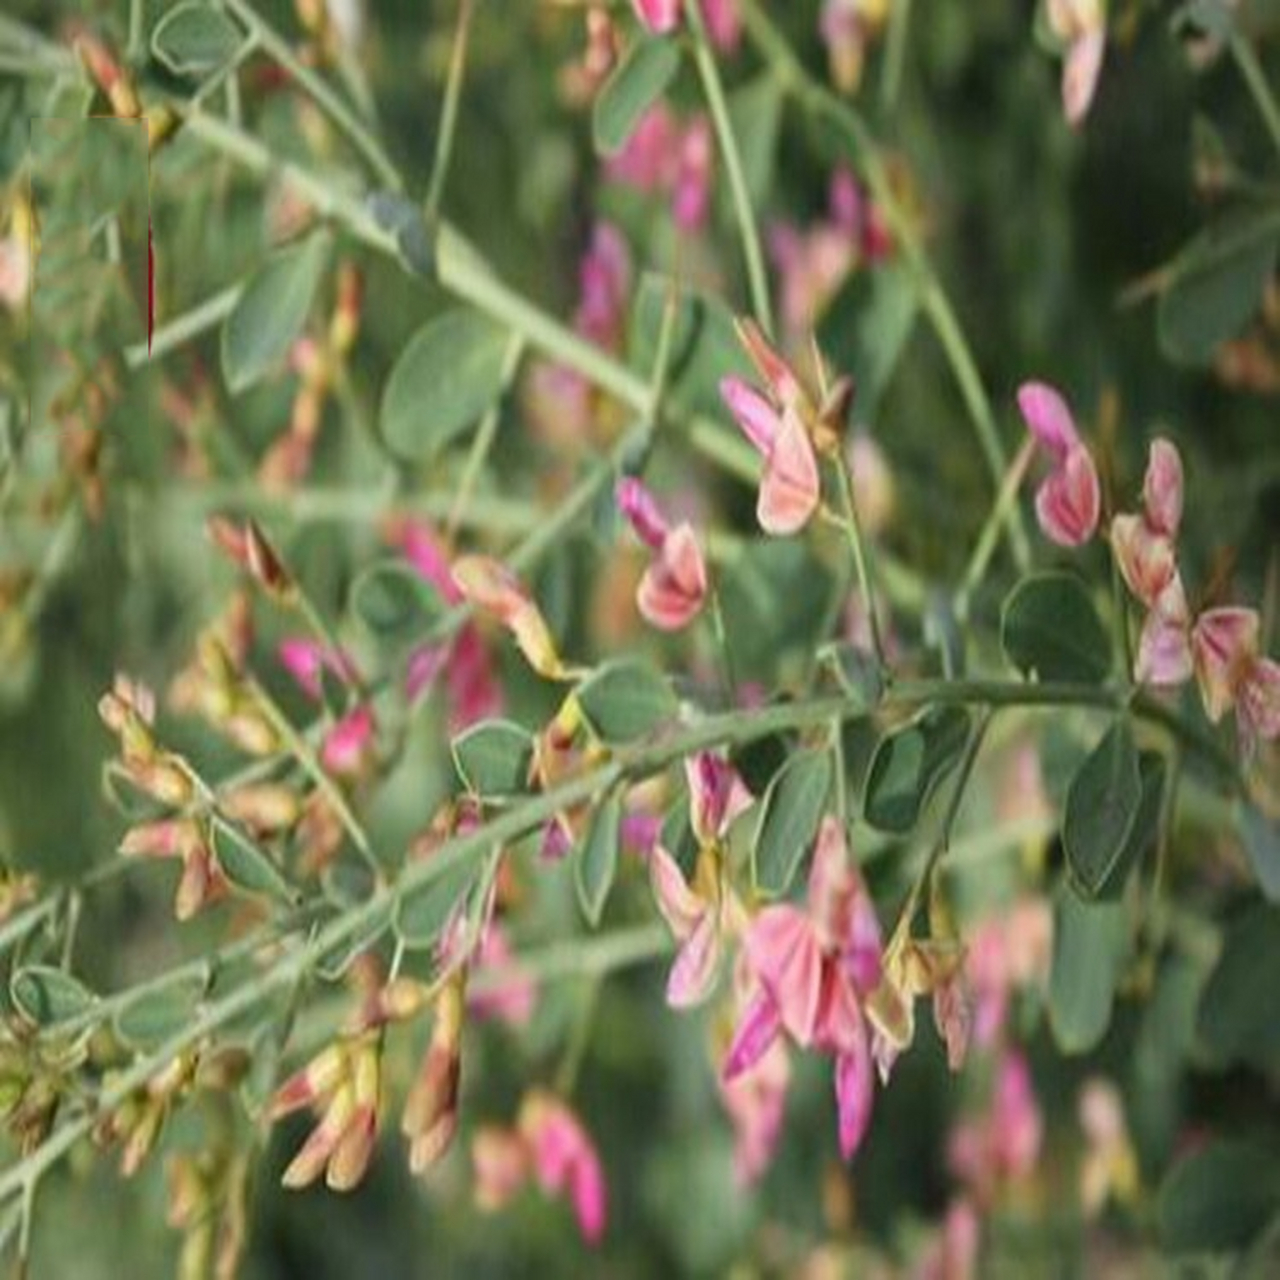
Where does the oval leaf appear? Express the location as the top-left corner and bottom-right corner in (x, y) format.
(10, 965), (96, 1028)
(752, 748), (832, 897)
(575, 791), (622, 927)
(210, 815), (297, 905)
(1239, 803), (1280, 902)
(577, 659), (677, 744)
(350, 560), (444, 642)
(221, 232), (330, 394)
(151, 2), (246, 77)
(1159, 1139), (1280, 1255)
(452, 720), (534, 797)
(1157, 204), (1280, 365)
(394, 862), (477, 951)
(113, 968), (209, 1049)
(863, 706), (971, 835)
(1197, 903), (1280, 1068)
(1048, 890), (1129, 1053)
(1062, 719), (1143, 898)
(592, 37), (681, 156)
(1001, 572), (1111, 684)
(380, 309), (511, 460)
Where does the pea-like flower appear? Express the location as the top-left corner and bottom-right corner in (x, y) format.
(453, 555), (571, 681)
(1046, 0), (1107, 128)
(1016, 381), (1101, 547)
(1191, 606), (1280, 757)
(724, 817), (884, 1159)
(616, 478), (708, 631)
(720, 321), (825, 535)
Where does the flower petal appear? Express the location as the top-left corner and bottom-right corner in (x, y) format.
(1062, 30), (1105, 128)
(1143, 438), (1184, 539)
(745, 906), (823, 1045)
(723, 987), (784, 1080)
(757, 408), (820, 535)
(1192, 606), (1259, 722)
(666, 911), (722, 1008)
(1017, 381), (1079, 460)
(834, 1029), (874, 1160)
(720, 375), (780, 456)
(1035, 443), (1100, 547)
(649, 844), (705, 939)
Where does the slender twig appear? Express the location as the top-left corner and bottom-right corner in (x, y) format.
(955, 437), (1035, 620)
(683, 0), (773, 335)
(221, 0), (401, 191)
(424, 0), (476, 223)
(832, 450), (887, 671)
(879, 0), (913, 112)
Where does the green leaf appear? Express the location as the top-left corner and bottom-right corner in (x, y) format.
(592, 37), (681, 156)
(1174, 0), (1237, 41)
(151, 2), (247, 77)
(577, 659), (677, 744)
(394, 862), (477, 950)
(1159, 1140), (1280, 1255)
(1157, 204), (1280, 365)
(1239, 804), (1280, 902)
(1062, 720), (1144, 898)
(10, 966), (96, 1028)
(862, 706), (971, 835)
(1197, 903), (1280, 1068)
(819, 641), (886, 708)
(380, 309), (512, 460)
(113, 969), (209, 1049)
(210, 816), (297, 905)
(575, 791), (622, 927)
(1000, 572), (1111, 684)
(1048, 889), (1129, 1053)
(752, 748), (832, 897)
(349, 559), (444, 643)
(221, 232), (330, 394)
(367, 191), (436, 278)
(452, 720), (534, 797)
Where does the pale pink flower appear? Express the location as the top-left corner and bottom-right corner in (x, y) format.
(453, 556), (569, 681)
(1047, 0), (1106, 127)
(966, 899), (1053, 1050)
(648, 753), (752, 1006)
(472, 1126), (531, 1211)
(819, 0), (890, 93)
(718, 993), (790, 1185)
(616, 478), (708, 630)
(1191, 606), (1280, 755)
(914, 1197), (981, 1280)
(1078, 1077), (1138, 1215)
(1016, 381), (1101, 547)
(469, 921), (537, 1027)
(725, 817), (884, 1159)
(720, 320), (822, 535)
(518, 1092), (608, 1244)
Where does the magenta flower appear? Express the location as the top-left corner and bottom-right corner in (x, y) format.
(631, 0), (680, 33)
(720, 320), (822, 535)
(724, 817), (884, 1159)
(518, 1091), (608, 1245)
(1016, 381), (1101, 547)
(278, 637), (360, 701)
(616, 477), (708, 631)
(321, 704), (376, 778)
(631, 0), (741, 51)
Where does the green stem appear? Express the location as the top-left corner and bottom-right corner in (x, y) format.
(424, 0), (475, 223)
(879, 0), (913, 113)
(832, 451), (887, 672)
(684, 0), (773, 335)
(1230, 30), (1280, 169)
(955, 436), (1034, 620)
(447, 335), (524, 540)
(128, 0), (145, 63)
(221, 0), (401, 191)
(124, 283), (240, 369)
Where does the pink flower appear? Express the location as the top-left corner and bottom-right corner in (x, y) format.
(914, 1198), (981, 1280)
(518, 1092), (608, 1244)
(720, 321), (822, 535)
(321, 705), (376, 778)
(616, 478), (708, 630)
(1191, 606), (1280, 755)
(631, 0), (741, 51)
(605, 106), (715, 232)
(725, 817), (884, 1159)
(472, 1126), (530, 1211)
(469, 921), (537, 1027)
(632, 0), (680, 33)
(948, 1050), (1044, 1202)
(966, 899), (1053, 1050)
(1111, 439), (1183, 609)
(1046, 0), (1106, 127)
(819, 0), (890, 93)
(392, 521), (503, 730)
(1078, 1077), (1138, 1215)
(1016, 381), (1101, 547)
(278, 637), (360, 701)
(649, 753), (752, 1006)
